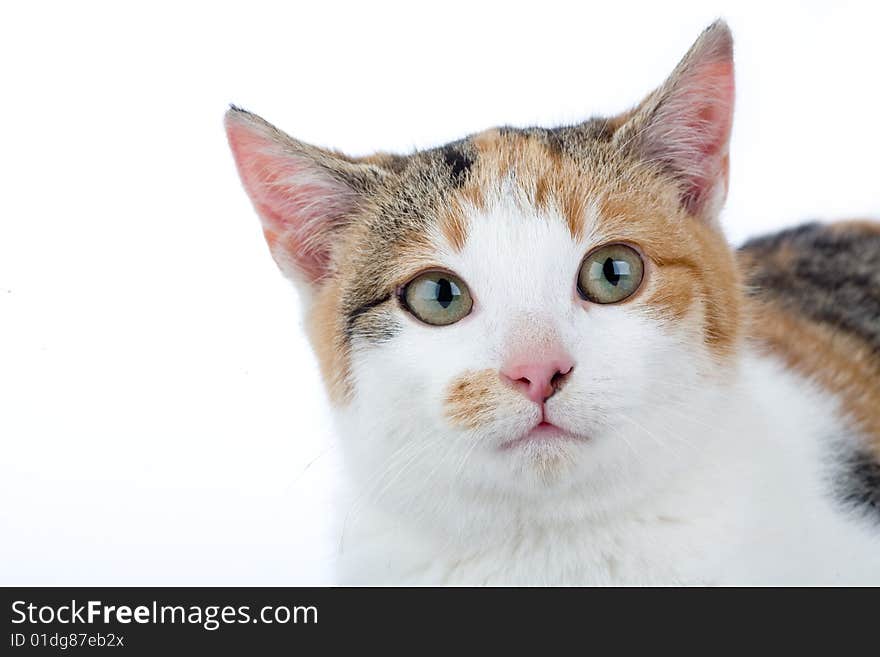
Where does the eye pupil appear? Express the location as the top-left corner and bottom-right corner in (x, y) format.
(435, 278), (454, 308)
(603, 257), (620, 286)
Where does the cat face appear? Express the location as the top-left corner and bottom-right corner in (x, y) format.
(227, 22), (742, 506)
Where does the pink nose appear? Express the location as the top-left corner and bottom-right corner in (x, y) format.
(501, 358), (574, 404)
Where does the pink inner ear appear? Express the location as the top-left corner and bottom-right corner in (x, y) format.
(687, 61), (733, 151)
(226, 116), (355, 282)
(648, 57), (734, 214)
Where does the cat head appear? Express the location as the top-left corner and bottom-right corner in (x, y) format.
(226, 21), (742, 511)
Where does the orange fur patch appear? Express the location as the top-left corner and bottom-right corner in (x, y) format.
(438, 198), (470, 252)
(827, 219), (880, 237)
(445, 369), (504, 430)
(306, 279), (351, 404)
(447, 129), (592, 242)
(747, 299), (880, 459)
(596, 186), (742, 355)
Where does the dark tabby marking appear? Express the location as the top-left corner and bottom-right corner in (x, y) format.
(740, 222), (880, 354)
(344, 294), (396, 342)
(834, 447), (880, 523)
(440, 143), (473, 184)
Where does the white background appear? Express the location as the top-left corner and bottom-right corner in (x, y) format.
(2, 1), (878, 584)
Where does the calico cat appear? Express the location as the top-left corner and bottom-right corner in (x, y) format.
(225, 20), (880, 584)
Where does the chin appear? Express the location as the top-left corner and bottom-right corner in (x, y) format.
(477, 429), (591, 492)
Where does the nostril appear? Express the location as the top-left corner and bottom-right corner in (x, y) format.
(546, 366), (573, 400)
(551, 366), (573, 385)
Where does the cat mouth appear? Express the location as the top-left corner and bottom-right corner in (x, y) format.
(499, 421), (587, 451)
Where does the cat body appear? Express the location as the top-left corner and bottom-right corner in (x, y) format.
(226, 21), (880, 585)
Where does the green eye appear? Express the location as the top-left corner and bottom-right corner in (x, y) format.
(577, 244), (644, 304)
(402, 270), (473, 326)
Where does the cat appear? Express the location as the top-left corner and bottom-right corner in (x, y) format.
(225, 20), (880, 585)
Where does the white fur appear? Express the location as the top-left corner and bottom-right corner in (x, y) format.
(326, 191), (880, 585)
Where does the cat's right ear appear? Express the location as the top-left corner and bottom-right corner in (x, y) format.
(225, 107), (387, 288)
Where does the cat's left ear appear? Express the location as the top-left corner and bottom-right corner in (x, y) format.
(614, 20), (734, 221)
